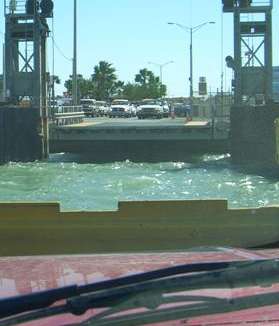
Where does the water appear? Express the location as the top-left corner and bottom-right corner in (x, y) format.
(0, 154), (279, 211)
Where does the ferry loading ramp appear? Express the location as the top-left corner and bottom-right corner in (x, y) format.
(50, 117), (229, 162)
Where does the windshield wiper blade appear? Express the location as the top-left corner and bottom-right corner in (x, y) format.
(81, 291), (279, 326)
(2, 258), (279, 326)
(0, 286), (78, 321)
(0, 259), (251, 320)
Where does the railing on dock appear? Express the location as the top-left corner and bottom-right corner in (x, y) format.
(52, 106), (85, 126)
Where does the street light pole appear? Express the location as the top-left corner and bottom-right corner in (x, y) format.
(148, 61), (174, 85)
(190, 27), (193, 109)
(72, 0), (78, 105)
(168, 21), (215, 110)
(2, 43), (6, 101)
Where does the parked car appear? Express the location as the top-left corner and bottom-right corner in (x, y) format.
(160, 100), (170, 117)
(109, 99), (132, 118)
(80, 98), (96, 117)
(137, 99), (164, 119)
(173, 103), (191, 117)
(130, 103), (137, 117)
(95, 101), (109, 116)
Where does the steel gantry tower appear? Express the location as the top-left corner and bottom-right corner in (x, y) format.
(3, 0), (54, 159)
(223, 0), (273, 105)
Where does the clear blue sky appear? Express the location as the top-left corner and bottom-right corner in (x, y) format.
(0, 0), (278, 97)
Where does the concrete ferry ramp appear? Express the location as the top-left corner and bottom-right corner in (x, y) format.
(50, 118), (229, 162)
(66, 118), (209, 128)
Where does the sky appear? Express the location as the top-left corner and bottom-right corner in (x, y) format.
(0, 0), (278, 97)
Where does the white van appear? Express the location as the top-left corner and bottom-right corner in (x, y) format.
(80, 99), (96, 117)
(109, 99), (132, 118)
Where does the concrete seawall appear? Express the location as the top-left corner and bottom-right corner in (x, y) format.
(230, 104), (279, 165)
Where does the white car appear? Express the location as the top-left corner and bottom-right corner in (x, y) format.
(95, 101), (109, 116)
(160, 100), (170, 118)
(109, 99), (132, 118)
(130, 104), (137, 117)
(137, 99), (164, 119)
(80, 98), (96, 117)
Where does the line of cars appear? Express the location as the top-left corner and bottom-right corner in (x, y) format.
(80, 98), (170, 119)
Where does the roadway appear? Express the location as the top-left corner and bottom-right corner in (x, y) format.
(64, 117), (210, 129)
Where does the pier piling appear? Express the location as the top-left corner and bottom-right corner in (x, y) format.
(0, 107), (43, 164)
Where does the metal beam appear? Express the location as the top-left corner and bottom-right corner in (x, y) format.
(229, 2), (273, 104)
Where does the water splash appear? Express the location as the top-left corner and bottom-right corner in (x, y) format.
(0, 154), (278, 211)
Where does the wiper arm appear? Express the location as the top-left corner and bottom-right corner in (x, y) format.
(82, 291), (279, 326)
(0, 286), (78, 321)
(3, 258), (279, 326)
(0, 259), (247, 320)
(59, 258), (279, 314)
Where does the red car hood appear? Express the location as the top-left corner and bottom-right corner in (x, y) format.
(1, 247), (279, 325)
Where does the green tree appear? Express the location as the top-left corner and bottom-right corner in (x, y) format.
(64, 74), (93, 99)
(113, 80), (125, 98)
(122, 69), (167, 101)
(122, 82), (143, 101)
(135, 68), (151, 86)
(91, 61), (119, 100)
(135, 68), (166, 98)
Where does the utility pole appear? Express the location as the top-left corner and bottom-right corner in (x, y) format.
(2, 43), (6, 100)
(72, 0), (78, 105)
(190, 28), (193, 110)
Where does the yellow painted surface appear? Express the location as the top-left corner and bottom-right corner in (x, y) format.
(62, 121), (103, 128)
(1, 200), (279, 256)
(185, 121), (209, 127)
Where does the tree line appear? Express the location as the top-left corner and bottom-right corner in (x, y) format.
(64, 61), (167, 101)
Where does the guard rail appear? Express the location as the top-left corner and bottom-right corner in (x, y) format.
(52, 106), (85, 126)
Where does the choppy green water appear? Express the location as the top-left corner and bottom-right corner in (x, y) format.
(0, 154), (279, 211)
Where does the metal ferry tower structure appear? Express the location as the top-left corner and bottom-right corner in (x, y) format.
(223, 0), (279, 165)
(0, 0), (53, 163)
(223, 0), (273, 105)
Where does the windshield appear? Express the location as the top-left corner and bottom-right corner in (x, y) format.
(0, 0), (279, 324)
(80, 100), (95, 105)
(141, 99), (161, 106)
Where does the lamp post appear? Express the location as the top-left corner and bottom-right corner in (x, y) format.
(168, 21), (215, 111)
(72, 0), (78, 105)
(148, 61), (174, 85)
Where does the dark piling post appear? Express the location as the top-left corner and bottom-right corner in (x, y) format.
(0, 107), (43, 164)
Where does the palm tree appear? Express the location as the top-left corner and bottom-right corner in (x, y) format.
(91, 61), (118, 100)
(48, 75), (60, 105)
(135, 68), (151, 86)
